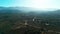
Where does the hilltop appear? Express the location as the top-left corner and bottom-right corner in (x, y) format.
(0, 7), (60, 34)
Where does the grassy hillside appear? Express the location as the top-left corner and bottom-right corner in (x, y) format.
(0, 7), (60, 34)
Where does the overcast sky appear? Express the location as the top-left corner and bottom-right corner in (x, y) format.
(0, 0), (60, 10)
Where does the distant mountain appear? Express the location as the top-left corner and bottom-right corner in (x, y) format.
(0, 7), (49, 13)
(0, 7), (60, 19)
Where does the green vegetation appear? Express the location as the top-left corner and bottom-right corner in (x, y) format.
(0, 7), (60, 34)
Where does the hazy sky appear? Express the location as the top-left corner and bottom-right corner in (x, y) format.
(0, 0), (60, 10)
